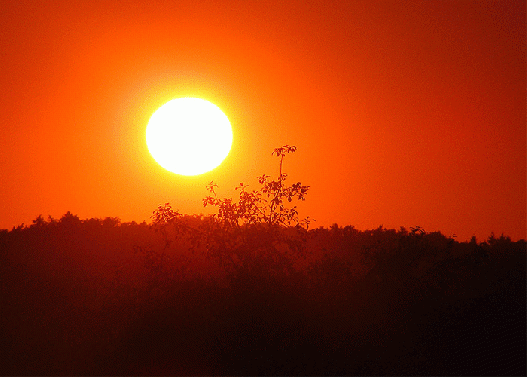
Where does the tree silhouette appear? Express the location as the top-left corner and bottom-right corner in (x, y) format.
(150, 145), (311, 274)
(202, 145), (310, 227)
(30, 214), (46, 228)
(0, 208), (525, 375)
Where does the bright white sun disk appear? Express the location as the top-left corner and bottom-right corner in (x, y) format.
(146, 98), (233, 176)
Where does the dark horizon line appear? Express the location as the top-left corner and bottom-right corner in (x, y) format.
(2, 211), (525, 244)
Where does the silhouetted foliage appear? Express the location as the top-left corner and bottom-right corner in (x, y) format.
(149, 146), (310, 277)
(0, 148), (525, 375)
(202, 145), (310, 227)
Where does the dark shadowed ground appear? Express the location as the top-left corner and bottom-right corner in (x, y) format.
(1, 218), (525, 375)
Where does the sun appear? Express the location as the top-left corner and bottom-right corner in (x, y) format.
(146, 98), (233, 176)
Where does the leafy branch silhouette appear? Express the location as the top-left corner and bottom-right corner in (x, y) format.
(202, 145), (310, 228)
(149, 145), (311, 274)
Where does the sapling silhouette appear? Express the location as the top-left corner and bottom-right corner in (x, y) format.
(203, 145), (310, 227)
(150, 145), (311, 274)
(200, 145), (311, 272)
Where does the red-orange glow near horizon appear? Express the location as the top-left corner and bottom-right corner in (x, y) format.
(0, 0), (525, 241)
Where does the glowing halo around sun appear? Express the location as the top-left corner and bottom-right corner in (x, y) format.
(146, 97), (233, 176)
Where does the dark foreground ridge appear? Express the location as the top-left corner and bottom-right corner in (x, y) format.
(1, 214), (525, 375)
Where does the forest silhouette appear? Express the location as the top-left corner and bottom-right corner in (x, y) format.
(0, 147), (525, 375)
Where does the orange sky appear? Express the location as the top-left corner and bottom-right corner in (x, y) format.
(1, 0), (525, 241)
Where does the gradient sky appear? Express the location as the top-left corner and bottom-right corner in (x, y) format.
(1, 0), (525, 241)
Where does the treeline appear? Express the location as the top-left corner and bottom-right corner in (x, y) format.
(0, 212), (525, 375)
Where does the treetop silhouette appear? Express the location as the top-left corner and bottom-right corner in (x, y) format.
(202, 145), (310, 228)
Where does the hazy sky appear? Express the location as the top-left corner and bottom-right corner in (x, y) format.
(1, 0), (525, 241)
